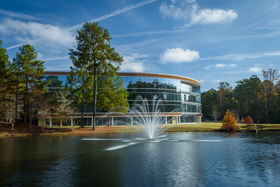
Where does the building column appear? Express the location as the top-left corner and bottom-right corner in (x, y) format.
(91, 117), (93, 127)
(165, 116), (167, 125)
(50, 118), (52, 127)
(112, 117), (114, 126)
(131, 117), (133, 126)
(71, 118), (73, 127)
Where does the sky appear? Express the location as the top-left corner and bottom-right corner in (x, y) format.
(1, 0), (280, 91)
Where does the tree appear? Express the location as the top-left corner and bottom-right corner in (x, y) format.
(221, 109), (239, 132)
(37, 94), (54, 131)
(54, 92), (76, 129)
(45, 76), (63, 93)
(0, 41), (13, 116)
(211, 107), (219, 122)
(97, 67), (129, 126)
(245, 115), (253, 125)
(218, 82), (232, 115)
(69, 22), (123, 130)
(27, 89), (43, 128)
(3, 94), (23, 130)
(0, 40), (12, 88)
(67, 65), (92, 127)
(201, 88), (219, 119)
(13, 44), (46, 123)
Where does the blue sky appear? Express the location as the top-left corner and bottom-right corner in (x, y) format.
(1, 0), (280, 91)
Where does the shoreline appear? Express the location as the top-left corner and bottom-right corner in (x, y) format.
(0, 121), (223, 138)
(2, 121), (279, 138)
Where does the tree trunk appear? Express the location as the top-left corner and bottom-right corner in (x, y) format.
(81, 98), (84, 127)
(29, 117), (32, 128)
(60, 121), (62, 128)
(15, 91), (18, 123)
(81, 77), (84, 127)
(12, 122), (14, 130)
(108, 110), (110, 127)
(42, 118), (44, 131)
(24, 83), (27, 124)
(93, 68), (97, 130)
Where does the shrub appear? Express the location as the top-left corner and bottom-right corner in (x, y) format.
(221, 109), (240, 132)
(241, 117), (245, 124)
(245, 115), (253, 125)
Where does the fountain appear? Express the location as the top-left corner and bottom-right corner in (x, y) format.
(81, 96), (223, 151)
(123, 95), (176, 140)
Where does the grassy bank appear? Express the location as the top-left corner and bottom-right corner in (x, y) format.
(2, 121), (280, 138)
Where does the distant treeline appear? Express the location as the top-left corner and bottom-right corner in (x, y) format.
(202, 69), (280, 124)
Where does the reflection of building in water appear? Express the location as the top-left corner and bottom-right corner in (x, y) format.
(40, 72), (202, 126)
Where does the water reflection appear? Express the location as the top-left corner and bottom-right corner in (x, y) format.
(1, 132), (280, 186)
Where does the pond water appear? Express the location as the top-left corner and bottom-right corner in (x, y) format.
(1, 132), (280, 187)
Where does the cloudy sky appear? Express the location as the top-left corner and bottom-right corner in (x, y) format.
(1, 0), (280, 91)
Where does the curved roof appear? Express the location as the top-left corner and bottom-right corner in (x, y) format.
(44, 71), (200, 86)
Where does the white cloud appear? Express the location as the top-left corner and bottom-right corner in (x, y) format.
(1, 19), (75, 50)
(69, 0), (158, 31)
(190, 5), (238, 25)
(199, 79), (205, 83)
(0, 9), (38, 20)
(215, 63), (226, 68)
(205, 63), (235, 70)
(200, 51), (280, 61)
(186, 0), (196, 3)
(160, 48), (199, 63)
(159, 3), (185, 19)
(112, 29), (185, 38)
(159, 1), (237, 26)
(248, 67), (261, 73)
(121, 54), (148, 72)
(205, 65), (212, 70)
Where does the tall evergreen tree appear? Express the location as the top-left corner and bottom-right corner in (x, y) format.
(97, 66), (129, 126)
(13, 44), (46, 123)
(0, 41), (15, 120)
(69, 22), (123, 130)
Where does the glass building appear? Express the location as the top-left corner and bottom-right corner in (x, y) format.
(42, 72), (202, 126)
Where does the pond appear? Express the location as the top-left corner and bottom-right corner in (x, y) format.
(1, 132), (280, 186)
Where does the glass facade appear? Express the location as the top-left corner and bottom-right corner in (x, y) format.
(44, 73), (202, 124)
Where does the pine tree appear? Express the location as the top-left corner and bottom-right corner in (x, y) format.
(97, 66), (129, 126)
(67, 66), (92, 127)
(13, 44), (46, 123)
(0, 41), (12, 108)
(69, 22), (123, 130)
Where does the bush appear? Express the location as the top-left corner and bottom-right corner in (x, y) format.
(221, 109), (240, 132)
(241, 117), (245, 124)
(245, 115), (253, 125)
(221, 124), (240, 131)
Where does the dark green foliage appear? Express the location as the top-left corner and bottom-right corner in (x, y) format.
(45, 76), (63, 93)
(97, 66), (129, 126)
(0, 41), (12, 85)
(13, 44), (47, 123)
(201, 88), (219, 119)
(69, 22), (123, 129)
(201, 73), (280, 124)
